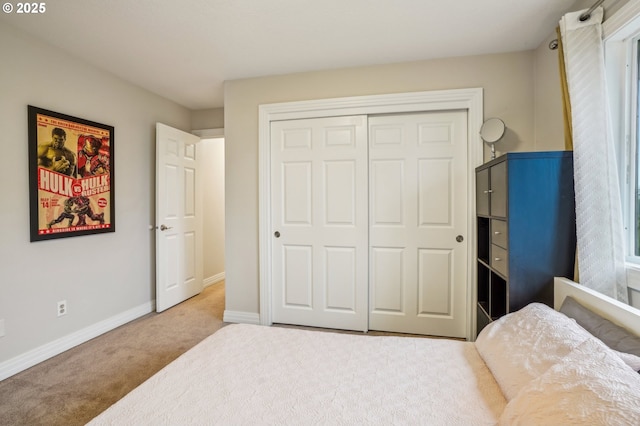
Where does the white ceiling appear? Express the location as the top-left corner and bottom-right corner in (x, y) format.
(1, 0), (584, 110)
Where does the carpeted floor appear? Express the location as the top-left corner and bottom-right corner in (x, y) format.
(0, 282), (226, 426)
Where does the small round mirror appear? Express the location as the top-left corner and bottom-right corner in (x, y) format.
(480, 118), (506, 143)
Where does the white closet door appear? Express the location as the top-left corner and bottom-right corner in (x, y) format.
(271, 116), (369, 331)
(368, 111), (468, 337)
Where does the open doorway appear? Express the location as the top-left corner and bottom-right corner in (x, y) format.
(200, 137), (225, 288)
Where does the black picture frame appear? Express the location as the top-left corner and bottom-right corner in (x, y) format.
(28, 106), (115, 241)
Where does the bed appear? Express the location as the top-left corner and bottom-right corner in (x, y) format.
(89, 277), (640, 425)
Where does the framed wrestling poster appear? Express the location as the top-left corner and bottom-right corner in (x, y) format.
(28, 106), (115, 241)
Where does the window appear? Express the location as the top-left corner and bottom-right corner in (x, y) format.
(604, 5), (640, 264)
(626, 35), (640, 257)
(634, 38), (640, 256)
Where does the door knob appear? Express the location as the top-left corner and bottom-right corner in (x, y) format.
(456, 235), (464, 242)
(160, 224), (173, 231)
(274, 231), (280, 238)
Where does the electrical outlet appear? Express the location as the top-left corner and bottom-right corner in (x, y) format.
(0, 319), (5, 337)
(57, 300), (67, 317)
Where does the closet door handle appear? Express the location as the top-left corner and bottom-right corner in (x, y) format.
(274, 231), (281, 238)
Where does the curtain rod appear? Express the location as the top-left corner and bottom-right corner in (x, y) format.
(580, 0), (605, 22)
(549, 0), (606, 50)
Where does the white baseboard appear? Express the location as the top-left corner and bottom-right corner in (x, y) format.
(223, 310), (260, 325)
(0, 300), (154, 381)
(203, 272), (225, 287)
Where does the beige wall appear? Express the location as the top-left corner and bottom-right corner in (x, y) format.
(224, 51), (566, 316)
(0, 24), (191, 367)
(191, 107), (224, 131)
(201, 138), (225, 283)
(192, 109), (225, 285)
(534, 32), (565, 151)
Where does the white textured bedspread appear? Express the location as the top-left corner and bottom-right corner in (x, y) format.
(89, 324), (505, 425)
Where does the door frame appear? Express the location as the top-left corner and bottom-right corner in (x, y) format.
(258, 88), (484, 340)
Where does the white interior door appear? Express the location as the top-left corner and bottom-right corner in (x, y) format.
(271, 116), (368, 331)
(156, 123), (203, 312)
(368, 111), (468, 337)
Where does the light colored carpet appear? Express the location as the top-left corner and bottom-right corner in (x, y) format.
(0, 282), (226, 426)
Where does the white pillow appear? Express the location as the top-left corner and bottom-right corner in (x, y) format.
(614, 349), (640, 372)
(475, 303), (593, 400)
(499, 337), (640, 425)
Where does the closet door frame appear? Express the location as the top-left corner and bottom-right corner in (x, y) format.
(258, 88), (484, 340)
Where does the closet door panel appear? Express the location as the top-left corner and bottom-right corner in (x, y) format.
(418, 248), (453, 315)
(282, 162), (312, 225)
(370, 247), (404, 313)
(282, 244), (313, 308)
(324, 160), (357, 226)
(271, 116), (368, 331)
(325, 247), (357, 311)
(368, 111), (468, 337)
(370, 160), (405, 226)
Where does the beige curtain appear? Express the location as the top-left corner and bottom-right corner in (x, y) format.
(557, 27), (574, 152)
(556, 26), (579, 282)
